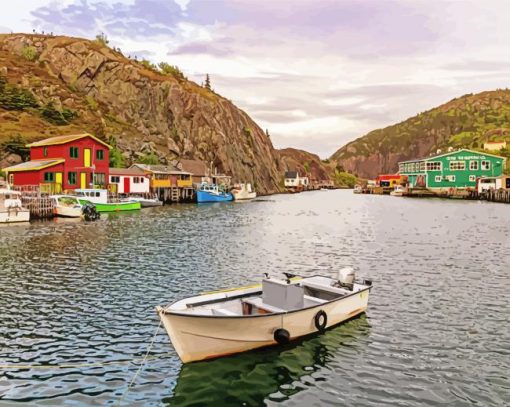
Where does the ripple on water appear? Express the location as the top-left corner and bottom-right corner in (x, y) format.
(1, 191), (510, 406)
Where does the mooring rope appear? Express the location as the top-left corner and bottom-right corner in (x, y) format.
(116, 319), (163, 406)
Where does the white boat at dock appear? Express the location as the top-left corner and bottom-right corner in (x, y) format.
(156, 268), (372, 363)
(390, 185), (406, 196)
(353, 185), (363, 194)
(50, 195), (83, 218)
(0, 189), (30, 223)
(128, 195), (163, 207)
(231, 183), (257, 201)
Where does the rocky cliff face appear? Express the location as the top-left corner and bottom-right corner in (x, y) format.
(0, 34), (283, 194)
(279, 148), (331, 181)
(330, 90), (510, 179)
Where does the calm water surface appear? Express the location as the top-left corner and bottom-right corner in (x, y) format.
(0, 190), (509, 406)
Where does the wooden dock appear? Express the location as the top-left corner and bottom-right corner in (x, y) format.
(13, 185), (56, 218)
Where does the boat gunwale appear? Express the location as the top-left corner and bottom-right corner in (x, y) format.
(160, 284), (372, 319)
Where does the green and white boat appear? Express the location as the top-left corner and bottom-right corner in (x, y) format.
(75, 189), (141, 212)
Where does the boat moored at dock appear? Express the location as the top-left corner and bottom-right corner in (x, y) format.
(231, 183), (257, 201)
(156, 268), (372, 363)
(196, 183), (233, 203)
(390, 185), (406, 196)
(50, 195), (84, 218)
(75, 189), (141, 212)
(128, 196), (163, 207)
(0, 189), (30, 223)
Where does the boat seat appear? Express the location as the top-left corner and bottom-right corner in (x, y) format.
(242, 297), (286, 313)
(212, 308), (238, 316)
(304, 294), (328, 304)
(301, 281), (350, 296)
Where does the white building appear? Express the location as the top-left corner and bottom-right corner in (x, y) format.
(484, 141), (507, 151)
(109, 167), (150, 194)
(284, 171), (309, 189)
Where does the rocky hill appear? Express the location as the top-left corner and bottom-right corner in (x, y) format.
(331, 90), (510, 178)
(279, 148), (330, 181)
(279, 148), (358, 188)
(0, 34), (283, 194)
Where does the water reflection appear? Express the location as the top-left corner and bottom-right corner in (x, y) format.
(165, 315), (371, 406)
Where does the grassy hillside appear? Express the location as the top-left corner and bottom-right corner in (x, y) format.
(331, 90), (510, 178)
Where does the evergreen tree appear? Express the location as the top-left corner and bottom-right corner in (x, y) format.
(204, 74), (211, 90)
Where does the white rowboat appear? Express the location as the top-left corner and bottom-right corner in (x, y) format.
(0, 189), (30, 223)
(156, 270), (372, 363)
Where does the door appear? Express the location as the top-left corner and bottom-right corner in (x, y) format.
(80, 173), (87, 189)
(123, 177), (130, 194)
(55, 172), (63, 193)
(84, 149), (91, 167)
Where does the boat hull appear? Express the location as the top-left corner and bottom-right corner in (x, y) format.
(232, 191), (257, 201)
(0, 209), (30, 223)
(54, 207), (82, 218)
(78, 200), (141, 212)
(196, 190), (234, 203)
(157, 288), (370, 363)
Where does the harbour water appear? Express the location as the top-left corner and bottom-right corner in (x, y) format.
(1, 190), (509, 406)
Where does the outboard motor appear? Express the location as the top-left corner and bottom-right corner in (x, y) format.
(338, 267), (355, 290)
(82, 203), (100, 221)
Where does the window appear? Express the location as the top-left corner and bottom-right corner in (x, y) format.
(70, 146), (79, 159)
(435, 175), (442, 182)
(133, 177), (140, 184)
(449, 161), (465, 170)
(93, 173), (106, 186)
(469, 161), (478, 170)
(469, 175), (476, 182)
(140, 177), (144, 183)
(96, 149), (104, 160)
(44, 172), (54, 182)
(399, 164), (404, 173)
(68, 172), (77, 185)
(111, 176), (120, 183)
(419, 162), (426, 172)
(426, 162), (442, 171)
(8, 174), (14, 185)
(445, 175), (456, 182)
(481, 160), (491, 171)
(43, 147), (48, 157)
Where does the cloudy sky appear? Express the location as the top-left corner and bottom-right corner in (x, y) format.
(1, 0), (510, 157)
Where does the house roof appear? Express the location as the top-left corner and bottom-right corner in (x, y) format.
(399, 148), (506, 164)
(131, 163), (191, 175)
(26, 133), (112, 149)
(178, 159), (208, 176)
(285, 171), (298, 178)
(109, 167), (147, 176)
(2, 159), (65, 172)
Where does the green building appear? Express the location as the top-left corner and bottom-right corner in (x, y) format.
(398, 149), (506, 190)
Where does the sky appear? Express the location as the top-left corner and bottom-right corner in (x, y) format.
(2, 0), (510, 157)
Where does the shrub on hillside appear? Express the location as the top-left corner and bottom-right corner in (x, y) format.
(94, 32), (109, 46)
(0, 76), (39, 110)
(21, 46), (39, 62)
(138, 152), (159, 165)
(1, 135), (30, 161)
(158, 62), (186, 80)
(40, 102), (77, 125)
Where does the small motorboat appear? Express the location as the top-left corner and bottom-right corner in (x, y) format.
(50, 195), (83, 218)
(196, 183), (233, 203)
(0, 189), (30, 223)
(390, 185), (405, 197)
(353, 185), (363, 194)
(231, 183), (257, 201)
(75, 189), (141, 212)
(156, 268), (372, 363)
(128, 196), (163, 207)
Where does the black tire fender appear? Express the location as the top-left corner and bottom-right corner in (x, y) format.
(314, 310), (327, 333)
(273, 328), (290, 345)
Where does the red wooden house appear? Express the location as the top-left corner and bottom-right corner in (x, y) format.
(2, 133), (111, 192)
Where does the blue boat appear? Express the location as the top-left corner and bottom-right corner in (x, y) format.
(196, 183), (234, 203)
